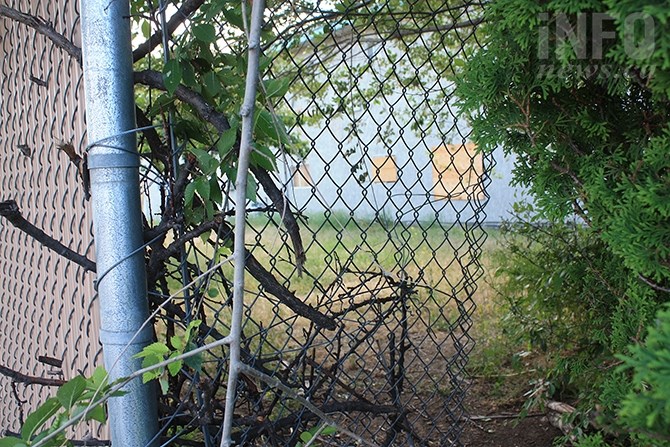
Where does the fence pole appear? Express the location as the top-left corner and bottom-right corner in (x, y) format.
(80, 1), (159, 446)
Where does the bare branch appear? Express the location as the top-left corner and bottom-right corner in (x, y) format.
(148, 218), (336, 330)
(245, 251), (337, 330)
(251, 166), (306, 273)
(0, 364), (66, 387)
(240, 364), (382, 447)
(0, 200), (96, 273)
(0, 5), (82, 65)
(135, 106), (170, 166)
(639, 274), (670, 293)
(132, 0), (207, 62)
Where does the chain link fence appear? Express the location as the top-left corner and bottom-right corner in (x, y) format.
(1, 1), (488, 445)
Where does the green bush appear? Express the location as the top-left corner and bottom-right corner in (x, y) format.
(492, 211), (668, 442)
(492, 212), (626, 400)
(617, 305), (670, 446)
(456, 0), (670, 443)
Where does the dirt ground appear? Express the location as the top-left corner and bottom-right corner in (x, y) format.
(460, 378), (563, 447)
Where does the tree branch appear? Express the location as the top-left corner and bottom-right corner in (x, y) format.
(135, 106), (170, 166)
(239, 364), (383, 447)
(0, 200), (96, 273)
(0, 5), (82, 65)
(250, 166), (306, 274)
(638, 274), (670, 293)
(134, 70), (232, 132)
(0, 364), (66, 387)
(149, 218), (335, 329)
(245, 251), (336, 330)
(134, 69), (308, 274)
(132, 0), (207, 62)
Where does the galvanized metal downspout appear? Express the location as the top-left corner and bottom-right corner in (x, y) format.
(81, 1), (159, 446)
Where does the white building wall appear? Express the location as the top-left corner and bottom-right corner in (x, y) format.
(271, 30), (527, 225)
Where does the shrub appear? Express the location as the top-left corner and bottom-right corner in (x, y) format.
(457, 0), (670, 443)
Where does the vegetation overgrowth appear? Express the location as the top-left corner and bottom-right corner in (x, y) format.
(457, 1), (670, 445)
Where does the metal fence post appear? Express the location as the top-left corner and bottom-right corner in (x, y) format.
(80, 1), (159, 445)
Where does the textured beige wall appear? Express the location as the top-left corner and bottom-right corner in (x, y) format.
(0, 0), (102, 435)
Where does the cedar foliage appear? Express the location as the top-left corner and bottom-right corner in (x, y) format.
(456, 1), (670, 444)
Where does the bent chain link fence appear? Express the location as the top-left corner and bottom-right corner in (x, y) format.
(0, 0), (489, 446)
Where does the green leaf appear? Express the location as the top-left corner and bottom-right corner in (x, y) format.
(210, 177), (223, 205)
(159, 378), (169, 394)
(217, 126), (238, 157)
(203, 71), (222, 97)
(220, 53), (238, 68)
(195, 176), (211, 202)
(208, 288), (219, 298)
(0, 437), (27, 447)
(190, 147), (218, 175)
(259, 56), (272, 73)
(186, 320), (202, 340)
(162, 59), (182, 95)
(184, 182), (197, 207)
(141, 20), (151, 39)
(263, 77), (292, 99)
(30, 426), (66, 447)
(222, 7), (244, 29)
(170, 335), (185, 351)
(84, 404), (106, 423)
(57, 376), (87, 410)
(217, 246), (232, 261)
(184, 352), (203, 372)
(87, 366), (108, 390)
(135, 342), (170, 360)
(71, 403), (106, 424)
(321, 425), (337, 436)
(203, 0), (226, 18)
(222, 165), (237, 183)
(185, 206), (205, 227)
(167, 353), (183, 377)
(192, 23), (216, 43)
(254, 109), (289, 145)
(300, 431), (314, 443)
(181, 60), (197, 88)
(205, 199), (215, 218)
(175, 120), (209, 144)
(142, 369), (162, 384)
(251, 144), (277, 172)
(21, 397), (61, 441)
(246, 176), (258, 202)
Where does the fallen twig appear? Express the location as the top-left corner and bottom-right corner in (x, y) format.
(461, 412), (546, 421)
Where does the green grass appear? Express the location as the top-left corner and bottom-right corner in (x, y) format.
(246, 212), (489, 296)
